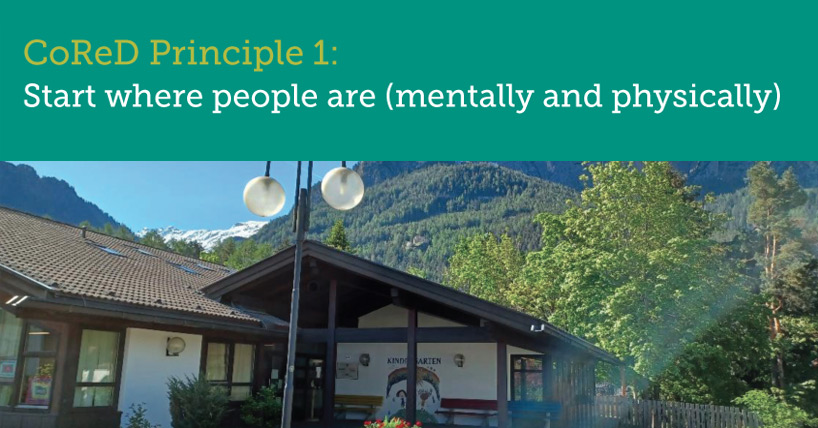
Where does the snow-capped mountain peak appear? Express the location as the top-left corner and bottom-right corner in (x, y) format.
(136, 221), (268, 250)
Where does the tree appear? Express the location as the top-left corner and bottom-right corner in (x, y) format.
(515, 162), (740, 390)
(444, 232), (523, 307)
(224, 240), (273, 270)
(325, 219), (354, 253)
(139, 229), (170, 251)
(747, 162), (809, 388)
(406, 266), (427, 279)
(168, 239), (205, 259)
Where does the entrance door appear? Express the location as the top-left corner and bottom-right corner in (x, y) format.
(293, 356), (324, 421)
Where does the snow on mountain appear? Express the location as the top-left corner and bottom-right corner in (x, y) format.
(136, 221), (268, 250)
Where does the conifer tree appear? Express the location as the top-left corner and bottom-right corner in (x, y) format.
(325, 219), (354, 253)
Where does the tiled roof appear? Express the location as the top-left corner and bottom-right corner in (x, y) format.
(0, 207), (257, 323)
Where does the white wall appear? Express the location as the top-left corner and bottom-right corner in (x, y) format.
(118, 328), (203, 428)
(336, 306), (542, 426)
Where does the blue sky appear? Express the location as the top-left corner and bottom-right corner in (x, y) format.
(12, 161), (352, 230)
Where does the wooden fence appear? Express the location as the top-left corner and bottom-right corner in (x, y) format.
(562, 396), (762, 428)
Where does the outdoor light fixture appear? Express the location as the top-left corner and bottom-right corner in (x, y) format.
(243, 162), (286, 217)
(321, 161), (365, 210)
(166, 337), (186, 356)
(243, 161), (364, 428)
(359, 353), (371, 366)
(454, 354), (465, 367)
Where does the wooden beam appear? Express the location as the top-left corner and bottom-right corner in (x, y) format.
(543, 354), (554, 400)
(620, 365), (627, 397)
(406, 308), (417, 423)
(497, 341), (508, 428)
(323, 279), (338, 426)
(298, 327), (492, 343)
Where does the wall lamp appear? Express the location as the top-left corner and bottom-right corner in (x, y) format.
(359, 353), (371, 367)
(454, 354), (465, 368)
(166, 337), (186, 356)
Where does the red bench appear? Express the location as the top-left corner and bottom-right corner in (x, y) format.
(437, 398), (498, 426)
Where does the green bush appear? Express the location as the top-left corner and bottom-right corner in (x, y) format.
(167, 375), (228, 428)
(734, 389), (818, 428)
(123, 403), (160, 428)
(240, 386), (282, 428)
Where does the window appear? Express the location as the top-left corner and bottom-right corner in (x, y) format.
(511, 355), (545, 402)
(17, 324), (58, 407)
(0, 309), (23, 406)
(73, 329), (121, 407)
(0, 309), (61, 409)
(203, 342), (255, 401)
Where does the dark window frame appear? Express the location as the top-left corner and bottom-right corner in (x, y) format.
(7, 320), (60, 411)
(70, 327), (126, 410)
(510, 354), (546, 402)
(201, 340), (256, 401)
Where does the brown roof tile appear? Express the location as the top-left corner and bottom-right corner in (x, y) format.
(0, 207), (257, 323)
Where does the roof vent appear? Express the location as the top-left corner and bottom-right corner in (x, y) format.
(81, 226), (87, 239)
(155, 298), (164, 304)
(107, 291), (117, 297)
(196, 305), (203, 310)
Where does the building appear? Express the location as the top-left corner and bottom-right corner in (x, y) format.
(0, 207), (621, 428)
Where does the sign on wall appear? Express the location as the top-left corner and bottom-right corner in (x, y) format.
(337, 362), (359, 380)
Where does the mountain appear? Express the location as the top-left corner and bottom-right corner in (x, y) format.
(136, 221), (268, 250)
(355, 161), (818, 195)
(0, 161), (123, 229)
(254, 162), (578, 280)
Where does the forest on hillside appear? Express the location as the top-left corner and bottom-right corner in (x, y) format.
(252, 163), (578, 280)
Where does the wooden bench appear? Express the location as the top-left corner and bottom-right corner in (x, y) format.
(334, 395), (384, 420)
(437, 398), (498, 426)
(508, 401), (561, 428)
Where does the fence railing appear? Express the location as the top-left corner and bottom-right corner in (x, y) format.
(563, 396), (762, 428)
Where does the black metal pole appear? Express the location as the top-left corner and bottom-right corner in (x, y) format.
(281, 187), (309, 428)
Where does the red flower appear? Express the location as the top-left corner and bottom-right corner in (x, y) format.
(364, 422), (371, 426)
(415, 422), (422, 426)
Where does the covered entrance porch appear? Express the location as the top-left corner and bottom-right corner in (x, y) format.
(206, 241), (619, 428)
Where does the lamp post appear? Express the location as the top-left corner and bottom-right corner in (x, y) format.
(243, 161), (364, 428)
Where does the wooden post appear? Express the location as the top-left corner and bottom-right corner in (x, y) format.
(620, 365), (627, 397)
(407, 308), (418, 424)
(497, 341), (509, 428)
(543, 354), (553, 400)
(323, 279), (338, 426)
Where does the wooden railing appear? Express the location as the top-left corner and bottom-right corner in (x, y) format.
(560, 396), (762, 428)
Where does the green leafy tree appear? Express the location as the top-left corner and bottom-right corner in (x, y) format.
(515, 162), (740, 390)
(734, 389), (818, 428)
(406, 266), (427, 279)
(444, 232), (523, 307)
(140, 230), (170, 251)
(224, 240), (273, 270)
(325, 219), (354, 253)
(168, 239), (205, 259)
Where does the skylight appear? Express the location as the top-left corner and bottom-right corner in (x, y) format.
(93, 243), (125, 257)
(196, 263), (215, 271)
(124, 245), (157, 257)
(168, 262), (200, 275)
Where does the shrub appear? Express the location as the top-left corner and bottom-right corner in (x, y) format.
(363, 417), (422, 428)
(123, 403), (160, 428)
(240, 386), (282, 428)
(733, 389), (818, 428)
(167, 375), (228, 428)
